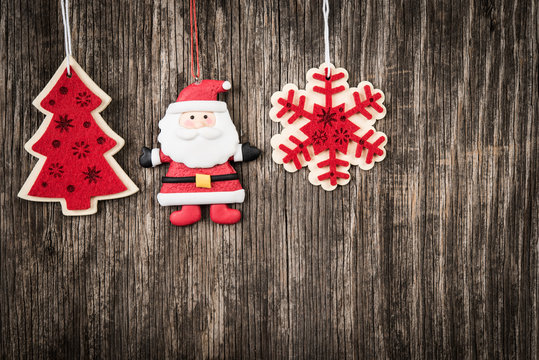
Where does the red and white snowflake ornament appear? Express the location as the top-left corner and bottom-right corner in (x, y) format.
(270, 63), (388, 191)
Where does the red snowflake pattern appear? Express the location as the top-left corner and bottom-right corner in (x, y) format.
(270, 64), (388, 190)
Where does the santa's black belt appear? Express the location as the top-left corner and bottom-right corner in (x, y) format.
(162, 174), (239, 183)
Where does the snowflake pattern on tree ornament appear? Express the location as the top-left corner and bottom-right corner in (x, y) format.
(270, 63), (388, 191)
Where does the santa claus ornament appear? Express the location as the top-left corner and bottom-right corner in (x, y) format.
(270, 0), (388, 190)
(140, 0), (260, 226)
(140, 81), (260, 226)
(18, 1), (138, 215)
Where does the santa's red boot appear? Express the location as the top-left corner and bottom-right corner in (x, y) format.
(210, 204), (241, 224)
(170, 205), (201, 226)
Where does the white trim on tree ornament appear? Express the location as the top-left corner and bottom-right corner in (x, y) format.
(166, 100), (228, 114)
(157, 190), (245, 206)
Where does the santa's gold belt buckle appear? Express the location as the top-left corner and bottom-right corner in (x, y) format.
(195, 174), (211, 188)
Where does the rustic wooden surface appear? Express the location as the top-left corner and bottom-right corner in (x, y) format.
(1, 0), (537, 358)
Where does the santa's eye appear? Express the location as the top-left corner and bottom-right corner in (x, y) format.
(190, 115), (194, 119)
(204, 115), (208, 119)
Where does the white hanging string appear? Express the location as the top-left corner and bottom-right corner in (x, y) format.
(323, 0), (330, 78)
(60, 0), (73, 76)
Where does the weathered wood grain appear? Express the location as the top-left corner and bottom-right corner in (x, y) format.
(1, 0), (537, 358)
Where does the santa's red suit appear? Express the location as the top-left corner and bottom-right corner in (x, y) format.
(155, 149), (245, 206)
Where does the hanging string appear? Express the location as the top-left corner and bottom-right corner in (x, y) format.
(189, 0), (201, 82)
(60, 0), (73, 76)
(323, 0), (330, 78)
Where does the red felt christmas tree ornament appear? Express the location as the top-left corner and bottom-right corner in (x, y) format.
(18, 1), (138, 215)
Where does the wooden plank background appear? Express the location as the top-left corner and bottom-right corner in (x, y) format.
(1, 0), (537, 358)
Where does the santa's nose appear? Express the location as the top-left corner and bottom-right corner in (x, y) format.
(193, 120), (205, 128)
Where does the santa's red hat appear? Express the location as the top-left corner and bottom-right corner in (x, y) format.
(166, 79), (231, 114)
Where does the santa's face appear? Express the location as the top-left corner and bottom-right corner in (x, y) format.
(179, 111), (216, 129)
(158, 109), (239, 168)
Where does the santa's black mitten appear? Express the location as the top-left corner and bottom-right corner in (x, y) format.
(241, 142), (261, 162)
(139, 147), (153, 168)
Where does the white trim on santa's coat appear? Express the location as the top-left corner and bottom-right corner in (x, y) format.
(166, 100), (228, 114)
(157, 189), (245, 206)
(151, 148), (161, 166)
(233, 144), (243, 162)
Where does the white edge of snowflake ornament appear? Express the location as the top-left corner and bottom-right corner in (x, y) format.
(269, 63), (388, 191)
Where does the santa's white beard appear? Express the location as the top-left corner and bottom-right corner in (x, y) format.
(158, 110), (239, 168)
